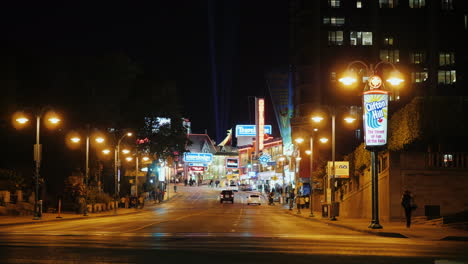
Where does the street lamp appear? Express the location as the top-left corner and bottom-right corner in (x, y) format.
(70, 132), (105, 216)
(114, 132), (133, 214)
(14, 110), (61, 220)
(340, 60), (404, 229)
(312, 109), (354, 221)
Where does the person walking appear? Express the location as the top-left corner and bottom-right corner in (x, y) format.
(268, 191), (275, 205)
(401, 190), (416, 228)
(289, 189), (295, 211)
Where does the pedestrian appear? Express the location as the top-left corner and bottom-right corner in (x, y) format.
(268, 191), (275, 205)
(174, 185), (177, 193)
(296, 195), (304, 214)
(138, 195), (145, 209)
(289, 189), (295, 210)
(210, 180), (213, 187)
(401, 190), (416, 228)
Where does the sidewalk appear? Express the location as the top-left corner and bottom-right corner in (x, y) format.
(279, 203), (468, 241)
(0, 193), (179, 227)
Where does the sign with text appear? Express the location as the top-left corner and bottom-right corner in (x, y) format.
(183, 153), (213, 163)
(363, 90), (388, 148)
(226, 158), (239, 169)
(327, 161), (349, 179)
(235, 125), (272, 137)
(256, 98), (265, 151)
(189, 166), (205, 172)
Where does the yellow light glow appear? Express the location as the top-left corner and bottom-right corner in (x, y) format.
(122, 149), (130, 154)
(95, 137), (105, 143)
(16, 117), (29, 124)
(387, 77), (404, 86)
(319, 137), (329, 143)
(70, 137), (81, 143)
(296, 157), (302, 161)
(339, 76), (357, 86)
(313, 128), (318, 132)
(127, 132), (133, 137)
(126, 157), (133, 162)
(48, 117), (60, 124)
(278, 157), (285, 162)
(305, 150), (312, 155)
(344, 117), (356, 123)
(295, 138), (304, 144)
(312, 116), (324, 123)
(142, 157), (150, 162)
(102, 149), (111, 155)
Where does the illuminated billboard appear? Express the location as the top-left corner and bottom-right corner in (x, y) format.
(363, 90), (388, 148)
(235, 125), (272, 137)
(183, 153), (213, 163)
(256, 98), (265, 151)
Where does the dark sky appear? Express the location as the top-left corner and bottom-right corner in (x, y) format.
(0, 1), (289, 193)
(0, 1), (288, 140)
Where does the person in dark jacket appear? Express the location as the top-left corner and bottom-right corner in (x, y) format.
(401, 190), (415, 228)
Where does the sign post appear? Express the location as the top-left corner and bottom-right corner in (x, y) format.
(363, 79), (388, 229)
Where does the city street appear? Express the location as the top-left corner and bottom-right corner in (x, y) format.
(0, 186), (466, 263)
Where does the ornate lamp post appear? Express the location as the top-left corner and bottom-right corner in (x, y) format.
(339, 60), (404, 229)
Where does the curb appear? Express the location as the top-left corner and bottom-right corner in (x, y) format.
(0, 210), (144, 227)
(285, 210), (408, 239)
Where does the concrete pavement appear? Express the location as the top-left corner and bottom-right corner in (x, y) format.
(277, 202), (468, 241)
(0, 190), (180, 227)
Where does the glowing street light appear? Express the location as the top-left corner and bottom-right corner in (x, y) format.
(70, 137), (81, 143)
(102, 149), (111, 155)
(295, 137), (305, 144)
(142, 157), (150, 162)
(344, 117), (356, 123)
(95, 137), (105, 143)
(16, 117), (29, 124)
(319, 137), (329, 143)
(305, 150), (312, 155)
(311, 116), (324, 123)
(122, 149), (130, 154)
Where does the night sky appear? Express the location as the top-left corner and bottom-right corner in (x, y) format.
(0, 1), (288, 193)
(0, 1), (288, 138)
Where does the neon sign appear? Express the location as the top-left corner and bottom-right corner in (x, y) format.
(258, 98), (265, 151)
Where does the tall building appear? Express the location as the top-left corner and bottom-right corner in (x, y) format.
(288, 0), (468, 221)
(290, 0), (467, 112)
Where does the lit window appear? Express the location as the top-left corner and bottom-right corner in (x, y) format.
(383, 36), (394, 46)
(439, 52), (455, 66)
(357, 1), (362, 8)
(350, 31), (372, 45)
(323, 17), (345, 26)
(328, 31), (344, 45)
(443, 154), (453, 167)
(410, 51), (426, 64)
(379, 49), (399, 63)
(438, 70), (456, 84)
(411, 72), (428, 83)
(379, 0), (397, 8)
(330, 72), (337, 82)
(409, 0), (425, 8)
(329, 0), (341, 8)
(441, 0), (453, 10)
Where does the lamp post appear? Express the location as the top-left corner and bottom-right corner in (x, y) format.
(14, 110), (61, 220)
(103, 132), (132, 215)
(339, 60), (404, 229)
(70, 129), (105, 216)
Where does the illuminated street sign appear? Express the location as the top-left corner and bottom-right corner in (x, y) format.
(226, 158), (239, 169)
(183, 153), (213, 163)
(235, 125), (272, 137)
(363, 90), (388, 148)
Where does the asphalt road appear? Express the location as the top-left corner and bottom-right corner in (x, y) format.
(0, 186), (466, 264)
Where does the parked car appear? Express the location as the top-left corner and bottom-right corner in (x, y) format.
(220, 190), (234, 203)
(246, 194), (261, 205)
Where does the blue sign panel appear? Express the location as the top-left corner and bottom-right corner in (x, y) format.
(184, 153), (213, 163)
(235, 125), (272, 137)
(188, 163), (208, 167)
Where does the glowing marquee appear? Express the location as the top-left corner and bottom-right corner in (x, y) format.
(258, 98), (265, 151)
